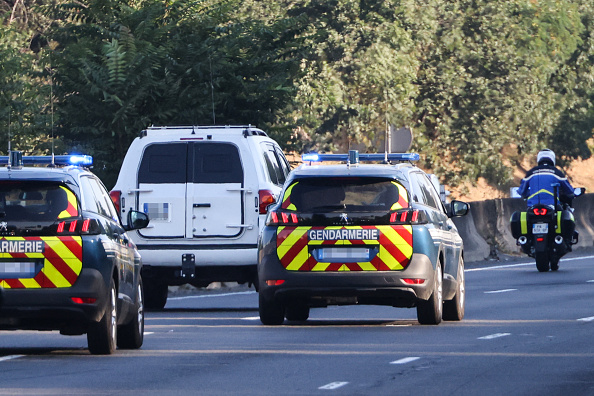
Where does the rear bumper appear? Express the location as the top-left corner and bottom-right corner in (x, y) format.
(0, 268), (108, 332)
(135, 244), (258, 267)
(258, 253), (436, 308)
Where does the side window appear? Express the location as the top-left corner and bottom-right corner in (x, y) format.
(260, 143), (284, 186)
(192, 143), (243, 183)
(408, 174), (423, 204)
(420, 173), (444, 212)
(79, 177), (100, 214)
(274, 146), (291, 180)
(139, 143), (187, 184)
(412, 172), (440, 210)
(82, 176), (120, 222)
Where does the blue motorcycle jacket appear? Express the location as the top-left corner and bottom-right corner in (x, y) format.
(517, 164), (574, 207)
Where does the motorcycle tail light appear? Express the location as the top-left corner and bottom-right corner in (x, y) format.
(533, 208), (548, 216)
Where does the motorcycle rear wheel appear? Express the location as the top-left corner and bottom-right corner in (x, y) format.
(535, 252), (550, 272)
(550, 256), (560, 271)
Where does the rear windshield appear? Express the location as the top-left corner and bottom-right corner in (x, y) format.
(0, 181), (79, 225)
(281, 178), (408, 212)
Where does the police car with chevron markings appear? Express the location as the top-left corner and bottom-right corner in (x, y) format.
(0, 152), (149, 354)
(258, 151), (470, 325)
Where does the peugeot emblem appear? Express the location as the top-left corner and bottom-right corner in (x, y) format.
(0, 222), (7, 232)
(340, 213), (349, 223)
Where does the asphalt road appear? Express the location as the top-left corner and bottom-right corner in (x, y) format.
(1, 252), (594, 395)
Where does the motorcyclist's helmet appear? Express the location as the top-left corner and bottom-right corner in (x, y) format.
(537, 149), (555, 166)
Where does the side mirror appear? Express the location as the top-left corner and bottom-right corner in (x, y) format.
(449, 200), (470, 217)
(125, 210), (150, 231)
(574, 187), (586, 197)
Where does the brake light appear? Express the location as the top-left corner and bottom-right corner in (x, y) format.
(390, 209), (427, 225)
(71, 297), (97, 304)
(109, 190), (122, 213)
(267, 210), (299, 226)
(266, 279), (285, 286)
(55, 219), (100, 235)
(533, 208), (548, 216)
(402, 278), (426, 285)
(259, 190), (276, 214)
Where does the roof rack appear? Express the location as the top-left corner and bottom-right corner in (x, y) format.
(301, 150), (419, 164)
(0, 152), (93, 167)
(140, 125), (268, 138)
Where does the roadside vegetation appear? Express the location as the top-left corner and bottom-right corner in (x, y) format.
(1, 0), (593, 190)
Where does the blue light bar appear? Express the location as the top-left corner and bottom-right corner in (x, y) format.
(301, 151), (419, 163)
(0, 154), (93, 167)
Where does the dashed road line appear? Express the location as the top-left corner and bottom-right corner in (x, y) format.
(0, 355), (24, 362)
(478, 333), (511, 340)
(485, 289), (518, 294)
(319, 382), (349, 390)
(466, 255), (594, 272)
(168, 291), (256, 301)
(577, 316), (594, 322)
(390, 357), (420, 365)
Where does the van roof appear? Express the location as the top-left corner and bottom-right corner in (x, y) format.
(140, 125), (268, 138)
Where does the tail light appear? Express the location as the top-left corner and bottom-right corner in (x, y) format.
(389, 209), (428, 225)
(109, 190), (122, 214)
(54, 218), (101, 235)
(266, 210), (299, 226)
(258, 190), (276, 214)
(532, 208), (548, 216)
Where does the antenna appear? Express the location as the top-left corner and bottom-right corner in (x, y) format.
(209, 55), (216, 125)
(7, 110), (11, 168)
(50, 52), (55, 166)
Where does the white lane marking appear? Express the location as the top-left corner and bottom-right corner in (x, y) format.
(241, 317), (260, 321)
(390, 357), (420, 365)
(466, 255), (594, 272)
(0, 355), (24, 362)
(319, 382), (349, 390)
(587, 280), (594, 283)
(168, 291), (256, 301)
(478, 333), (511, 340)
(144, 332), (154, 335)
(577, 316), (594, 322)
(484, 289), (518, 294)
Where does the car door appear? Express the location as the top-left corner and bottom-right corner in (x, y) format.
(81, 176), (135, 299)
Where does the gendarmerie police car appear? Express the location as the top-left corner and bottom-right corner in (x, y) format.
(0, 152), (149, 354)
(258, 151), (469, 325)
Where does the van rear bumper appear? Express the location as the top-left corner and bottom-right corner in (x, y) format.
(135, 244), (258, 267)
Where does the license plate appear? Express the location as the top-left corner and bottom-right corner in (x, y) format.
(533, 223), (548, 234)
(318, 247), (371, 262)
(0, 261), (37, 278)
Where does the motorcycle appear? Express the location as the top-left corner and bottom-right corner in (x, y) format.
(510, 187), (585, 272)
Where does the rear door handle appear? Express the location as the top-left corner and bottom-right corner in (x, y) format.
(193, 203), (211, 208)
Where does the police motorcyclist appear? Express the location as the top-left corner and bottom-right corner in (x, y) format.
(517, 149), (575, 208)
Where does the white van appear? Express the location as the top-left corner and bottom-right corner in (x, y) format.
(111, 126), (291, 309)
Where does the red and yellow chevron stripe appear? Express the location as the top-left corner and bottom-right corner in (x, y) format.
(58, 186), (79, 219)
(0, 236), (82, 289)
(390, 182), (409, 210)
(277, 225), (413, 271)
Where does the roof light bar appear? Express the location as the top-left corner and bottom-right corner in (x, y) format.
(0, 154), (93, 167)
(301, 151), (419, 163)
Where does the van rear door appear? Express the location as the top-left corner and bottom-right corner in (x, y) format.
(137, 143), (187, 238)
(187, 142), (244, 238)
(136, 141), (245, 239)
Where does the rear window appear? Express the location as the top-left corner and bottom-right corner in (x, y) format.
(0, 181), (79, 224)
(281, 178), (408, 212)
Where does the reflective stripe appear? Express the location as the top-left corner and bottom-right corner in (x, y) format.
(0, 236), (82, 289)
(58, 186), (79, 219)
(390, 182), (409, 210)
(556, 212), (562, 234)
(520, 212), (528, 235)
(527, 189), (555, 200)
(281, 182), (298, 210)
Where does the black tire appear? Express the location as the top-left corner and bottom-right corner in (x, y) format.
(117, 277), (145, 349)
(259, 293), (285, 325)
(144, 279), (168, 310)
(87, 278), (117, 355)
(285, 302), (310, 322)
(535, 252), (550, 272)
(443, 256), (465, 321)
(417, 262), (443, 325)
(550, 256), (560, 271)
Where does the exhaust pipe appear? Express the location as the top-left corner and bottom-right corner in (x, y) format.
(554, 235), (564, 245)
(518, 236), (528, 245)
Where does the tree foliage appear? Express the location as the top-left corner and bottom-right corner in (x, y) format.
(1, 0), (593, 189)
